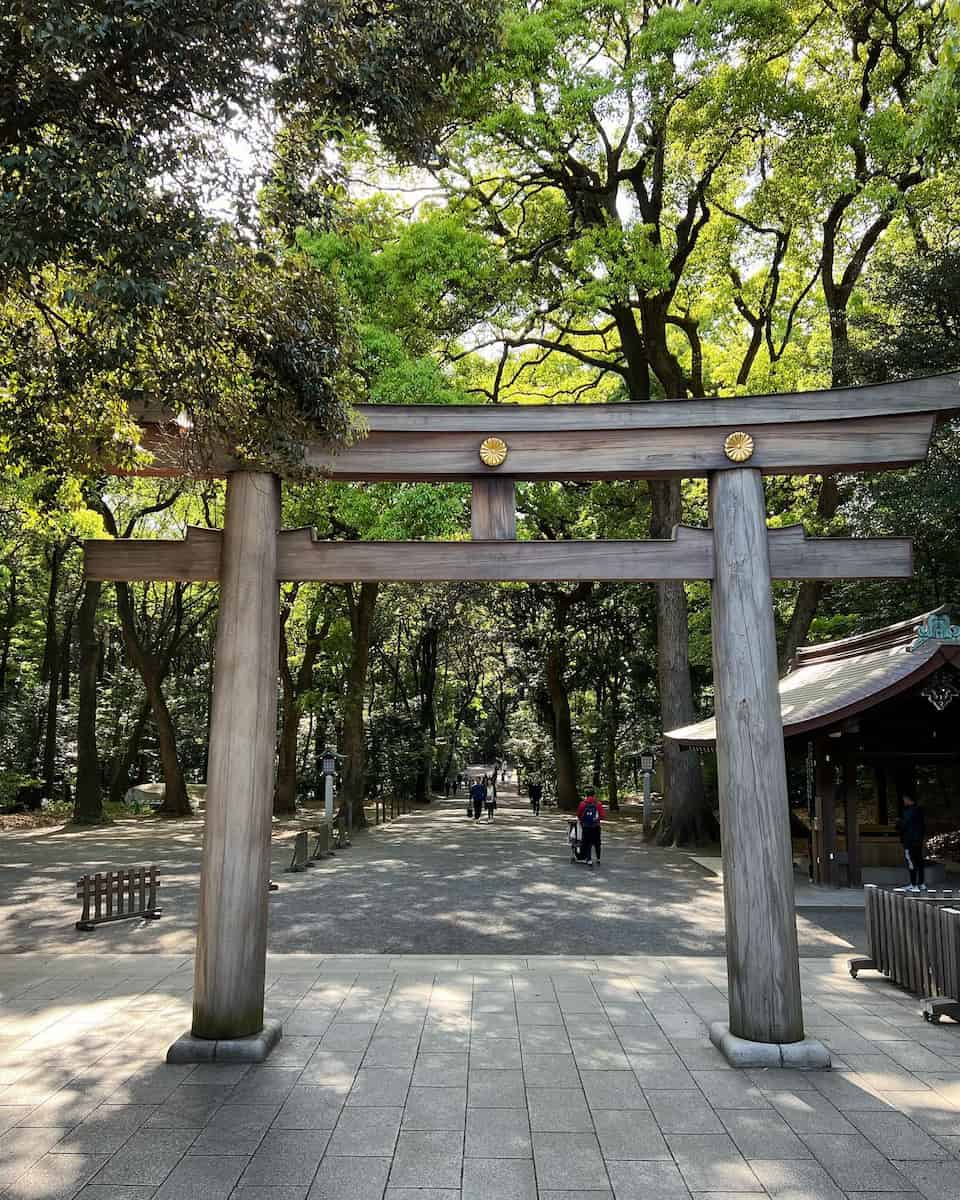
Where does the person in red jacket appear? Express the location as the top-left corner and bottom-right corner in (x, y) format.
(577, 792), (606, 867)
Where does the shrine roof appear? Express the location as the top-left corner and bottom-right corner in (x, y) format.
(665, 609), (960, 746)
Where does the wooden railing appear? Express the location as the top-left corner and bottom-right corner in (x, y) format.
(76, 866), (161, 931)
(849, 884), (960, 1023)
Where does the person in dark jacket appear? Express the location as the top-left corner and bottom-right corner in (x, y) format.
(528, 781), (543, 816)
(470, 777), (486, 823)
(897, 795), (926, 891)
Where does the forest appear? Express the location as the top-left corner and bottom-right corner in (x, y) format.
(2, 0), (960, 843)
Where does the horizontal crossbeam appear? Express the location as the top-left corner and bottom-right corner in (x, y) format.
(84, 525), (913, 584)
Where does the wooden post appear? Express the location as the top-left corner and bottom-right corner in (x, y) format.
(471, 478), (516, 540)
(192, 471), (280, 1041)
(710, 468), (804, 1045)
(842, 750), (861, 887)
(815, 739), (837, 887)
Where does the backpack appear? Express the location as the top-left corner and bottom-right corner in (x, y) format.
(581, 800), (598, 828)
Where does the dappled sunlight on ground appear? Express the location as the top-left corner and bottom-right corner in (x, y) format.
(1, 791), (865, 958)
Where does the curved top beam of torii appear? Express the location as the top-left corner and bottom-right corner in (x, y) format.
(132, 371), (960, 482)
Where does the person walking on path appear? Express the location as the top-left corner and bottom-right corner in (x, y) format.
(484, 775), (497, 822)
(576, 791), (605, 867)
(528, 781), (542, 816)
(898, 794), (926, 891)
(470, 777), (486, 823)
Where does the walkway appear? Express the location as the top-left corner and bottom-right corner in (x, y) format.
(0, 791), (864, 956)
(1, 952), (958, 1199)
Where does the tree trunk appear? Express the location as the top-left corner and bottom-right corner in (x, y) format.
(108, 698), (151, 805)
(275, 693), (300, 814)
(113, 581), (191, 817)
(40, 542), (67, 799)
(74, 580), (103, 824)
(414, 625), (439, 804)
(341, 582), (378, 828)
(545, 640), (578, 810)
(648, 481), (715, 843)
(604, 692), (620, 813)
(0, 567), (17, 692)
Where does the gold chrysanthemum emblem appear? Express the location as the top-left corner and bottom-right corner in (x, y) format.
(479, 436), (509, 467)
(723, 431), (755, 463)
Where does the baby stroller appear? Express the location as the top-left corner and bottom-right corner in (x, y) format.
(567, 818), (582, 863)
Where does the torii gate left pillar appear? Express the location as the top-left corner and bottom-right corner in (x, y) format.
(169, 471), (282, 1062)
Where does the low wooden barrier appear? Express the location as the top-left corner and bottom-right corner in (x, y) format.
(849, 884), (960, 1023)
(76, 865), (161, 931)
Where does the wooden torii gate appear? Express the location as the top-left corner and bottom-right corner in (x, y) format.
(86, 372), (960, 1066)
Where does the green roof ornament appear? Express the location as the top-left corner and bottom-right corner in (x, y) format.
(910, 613), (960, 651)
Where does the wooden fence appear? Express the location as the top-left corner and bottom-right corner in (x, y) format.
(76, 865), (161, 931)
(849, 884), (960, 1023)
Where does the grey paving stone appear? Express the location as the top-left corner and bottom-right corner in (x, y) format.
(461, 1157), (537, 1200)
(889, 1160), (960, 1200)
(749, 1158), (846, 1199)
(614, 1027), (673, 1053)
(0, 1105), (34, 1134)
(808, 1071), (892, 1111)
(11, 1089), (101, 1129)
(320, 1023), (376, 1052)
(325, 1106), (402, 1157)
(691, 1070), (770, 1108)
(802, 1132), (917, 1191)
(765, 1089), (855, 1136)
(191, 1103), (279, 1153)
(104, 1066), (193, 1105)
(882, 1089), (960, 1136)
(521, 1052), (580, 1088)
(279, 1011), (337, 1038)
(241, 1131), (330, 1185)
(843, 1055), (933, 1094)
(465, 1106), (531, 1157)
(412, 1053), (468, 1088)
(580, 1070), (648, 1111)
(184, 1064), (251, 1085)
(540, 1192), (613, 1200)
(744, 1068), (819, 1093)
(519, 1026), (569, 1053)
(418, 1027), (469, 1052)
(345, 1067), (411, 1107)
(146, 1083), (233, 1129)
(628, 1053), (696, 1090)
(388, 1130), (463, 1189)
(268, 1038), (321, 1069)
(273, 1087), (343, 1130)
(362, 1038), (419, 1069)
(305, 1154), (390, 1199)
(846, 1109), (952, 1161)
(401, 1086), (466, 1131)
(75, 1187), (158, 1199)
(231, 1189), (308, 1200)
(717, 1109), (813, 1159)
(646, 1089), (724, 1134)
(155, 1154), (247, 1200)
(665, 1133), (762, 1193)
(469, 1038), (522, 1068)
(0, 1126), (73, 1189)
(230, 1068), (302, 1106)
(52, 1105), (155, 1153)
(384, 1191), (459, 1200)
(467, 1068), (525, 1108)
(1, 1152), (108, 1200)
(670, 1038), (732, 1070)
(299, 1051), (362, 1092)
(604, 1160), (691, 1199)
(533, 1131), (605, 1191)
(571, 1038), (631, 1070)
(516, 1003), (564, 1027)
(92, 1129), (197, 1186)
(526, 1086), (590, 1133)
(595, 1110), (670, 1161)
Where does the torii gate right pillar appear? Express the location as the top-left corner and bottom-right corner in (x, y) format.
(708, 468), (825, 1064)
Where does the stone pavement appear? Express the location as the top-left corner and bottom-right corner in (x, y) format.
(0, 794), (864, 956)
(1, 951), (958, 1199)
